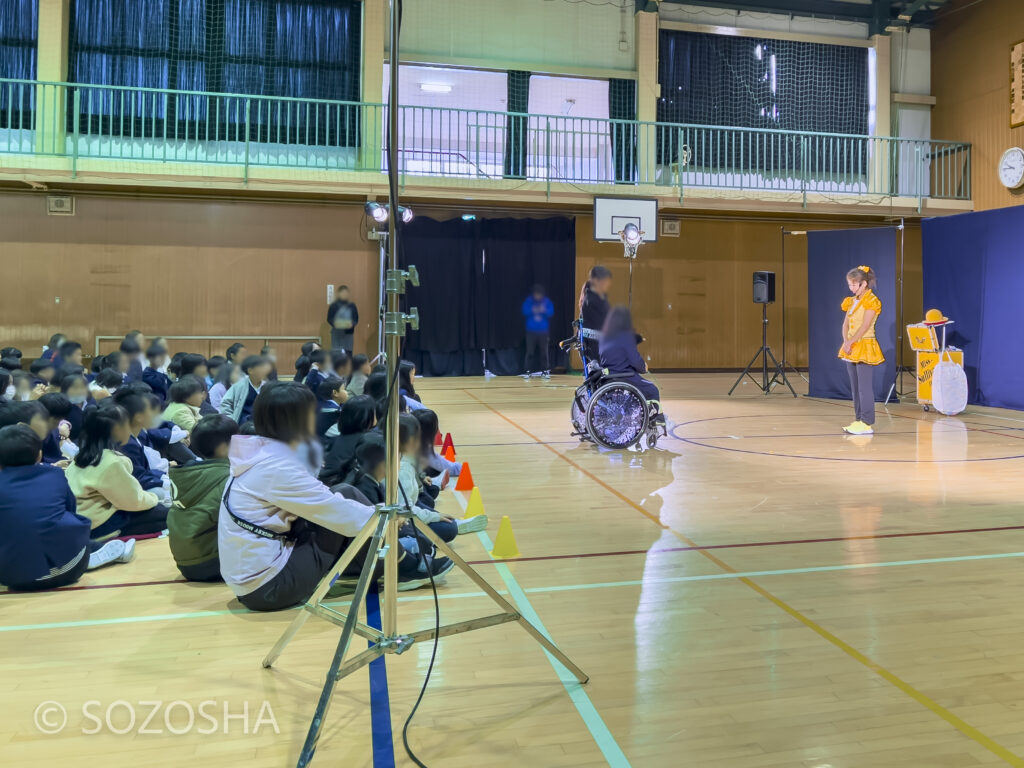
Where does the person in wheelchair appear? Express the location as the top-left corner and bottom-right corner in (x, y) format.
(578, 265), (612, 366)
(598, 306), (664, 423)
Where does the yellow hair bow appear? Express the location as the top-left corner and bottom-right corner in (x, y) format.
(857, 265), (871, 273)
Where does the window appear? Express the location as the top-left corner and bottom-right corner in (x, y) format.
(67, 0), (361, 145)
(0, 0), (39, 130)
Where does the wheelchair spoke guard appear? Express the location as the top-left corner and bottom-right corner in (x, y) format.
(585, 382), (649, 449)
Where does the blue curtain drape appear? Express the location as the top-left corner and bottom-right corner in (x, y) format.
(807, 227), (897, 401)
(923, 206), (1024, 410)
(0, 0), (39, 129)
(67, 0), (360, 145)
(399, 216), (576, 377)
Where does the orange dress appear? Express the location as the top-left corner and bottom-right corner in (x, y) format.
(838, 290), (885, 365)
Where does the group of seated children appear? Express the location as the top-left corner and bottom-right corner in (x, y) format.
(0, 333), (485, 611)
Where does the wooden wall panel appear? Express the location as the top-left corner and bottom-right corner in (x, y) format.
(0, 194), (380, 362)
(0, 192), (921, 372)
(933, 0), (1024, 211)
(575, 215), (922, 370)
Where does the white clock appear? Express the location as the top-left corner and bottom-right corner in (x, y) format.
(999, 147), (1024, 189)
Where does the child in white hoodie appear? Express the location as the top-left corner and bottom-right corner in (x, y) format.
(218, 382), (450, 611)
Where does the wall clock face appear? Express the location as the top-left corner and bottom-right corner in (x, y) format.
(999, 147), (1024, 189)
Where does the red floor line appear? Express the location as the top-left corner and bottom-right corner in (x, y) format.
(13, 522), (1023, 596)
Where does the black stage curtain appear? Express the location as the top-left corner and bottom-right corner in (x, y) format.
(479, 217), (576, 372)
(609, 78), (637, 184)
(398, 216), (575, 377)
(503, 70), (530, 179)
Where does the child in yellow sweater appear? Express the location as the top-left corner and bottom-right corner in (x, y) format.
(839, 265), (884, 436)
(65, 403), (169, 540)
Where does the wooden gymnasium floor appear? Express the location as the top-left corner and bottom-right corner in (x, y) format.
(5, 372), (1024, 768)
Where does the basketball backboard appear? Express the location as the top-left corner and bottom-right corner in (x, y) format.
(593, 196), (658, 242)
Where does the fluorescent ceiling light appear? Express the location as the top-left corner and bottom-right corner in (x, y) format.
(419, 83), (452, 94)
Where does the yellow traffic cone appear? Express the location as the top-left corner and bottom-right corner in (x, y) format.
(464, 487), (485, 519)
(489, 515), (521, 559)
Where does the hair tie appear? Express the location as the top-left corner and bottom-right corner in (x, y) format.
(857, 265), (871, 273)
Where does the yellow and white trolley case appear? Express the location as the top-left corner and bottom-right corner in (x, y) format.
(907, 309), (967, 415)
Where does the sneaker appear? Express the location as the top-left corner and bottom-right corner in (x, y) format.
(841, 421), (859, 434)
(844, 421), (874, 436)
(87, 539), (127, 570)
(116, 538), (137, 564)
(456, 515), (488, 535)
(542, 371), (551, 380)
(397, 556), (455, 591)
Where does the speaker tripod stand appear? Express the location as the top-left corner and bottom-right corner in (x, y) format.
(729, 303), (797, 397)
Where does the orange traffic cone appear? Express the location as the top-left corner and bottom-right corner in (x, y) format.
(441, 433), (454, 455)
(443, 445), (456, 462)
(454, 463), (475, 491)
(434, 431), (443, 447)
(489, 516), (521, 559)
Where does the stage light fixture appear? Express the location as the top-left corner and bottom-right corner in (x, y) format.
(400, 206), (414, 224)
(365, 202), (388, 223)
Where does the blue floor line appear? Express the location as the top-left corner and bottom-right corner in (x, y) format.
(366, 588), (396, 768)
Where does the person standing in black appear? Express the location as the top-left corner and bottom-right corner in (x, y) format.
(578, 265), (612, 368)
(327, 285), (359, 353)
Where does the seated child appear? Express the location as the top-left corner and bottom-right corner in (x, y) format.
(219, 355), (272, 424)
(37, 392), (80, 464)
(344, 434), (387, 505)
(60, 373), (91, 440)
(88, 368), (122, 403)
(394, 414), (486, 541)
(332, 349), (352, 382)
(345, 354), (371, 397)
(0, 424), (135, 591)
(167, 415), (238, 582)
(598, 305), (662, 419)
(320, 395), (375, 486)
(316, 377), (348, 444)
(65, 403), (169, 540)
(29, 358), (57, 386)
(163, 375), (207, 434)
(412, 408), (462, 479)
(142, 344), (172, 405)
(303, 349), (330, 394)
(208, 362), (238, 411)
(205, 355), (225, 389)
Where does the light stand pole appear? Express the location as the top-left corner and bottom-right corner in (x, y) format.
(260, 4), (588, 764)
(780, 227), (808, 383)
(885, 219), (909, 405)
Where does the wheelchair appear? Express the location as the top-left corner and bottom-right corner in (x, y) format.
(560, 324), (666, 451)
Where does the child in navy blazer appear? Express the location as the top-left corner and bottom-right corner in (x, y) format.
(142, 344), (172, 406)
(0, 424), (134, 590)
(303, 349), (330, 395)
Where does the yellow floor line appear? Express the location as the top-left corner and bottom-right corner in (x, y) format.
(463, 389), (1024, 767)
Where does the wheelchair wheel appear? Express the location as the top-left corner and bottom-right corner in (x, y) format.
(585, 381), (649, 450)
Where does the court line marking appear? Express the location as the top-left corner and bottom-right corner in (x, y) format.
(10, 522), (1024, 597)
(450, 488), (632, 767)
(463, 390), (1024, 767)
(366, 588), (395, 768)
(9, 550), (1024, 633)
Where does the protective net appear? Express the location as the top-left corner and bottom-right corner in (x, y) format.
(656, 29), (870, 185)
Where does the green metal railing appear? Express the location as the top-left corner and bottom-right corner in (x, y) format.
(0, 78), (971, 200)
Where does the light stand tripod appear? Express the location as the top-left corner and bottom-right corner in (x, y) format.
(262, 3), (587, 764)
(729, 302), (796, 397)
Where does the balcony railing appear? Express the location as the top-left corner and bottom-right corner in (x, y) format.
(0, 78), (971, 201)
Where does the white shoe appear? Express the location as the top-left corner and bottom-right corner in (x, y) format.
(87, 539), (130, 570)
(456, 515), (488, 534)
(117, 538), (137, 563)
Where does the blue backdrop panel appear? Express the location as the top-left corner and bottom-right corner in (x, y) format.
(923, 206), (1024, 410)
(807, 227), (897, 401)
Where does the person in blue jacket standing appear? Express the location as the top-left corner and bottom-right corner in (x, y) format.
(522, 285), (555, 378)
